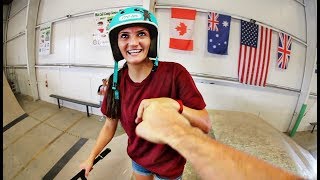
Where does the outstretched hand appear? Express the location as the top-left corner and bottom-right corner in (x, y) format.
(135, 97), (179, 124)
(135, 102), (190, 144)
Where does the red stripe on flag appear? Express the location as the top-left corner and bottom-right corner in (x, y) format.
(169, 38), (193, 51)
(259, 27), (268, 86)
(263, 29), (272, 86)
(282, 34), (287, 69)
(254, 27), (264, 86)
(259, 27), (271, 86)
(171, 8), (196, 20)
(250, 48), (257, 85)
(245, 47), (253, 83)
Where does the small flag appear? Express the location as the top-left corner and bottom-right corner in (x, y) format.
(277, 32), (292, 69)
(169, 8), (196, 51)
(207, 12), (231, 55)
(238, 20), (272, 87)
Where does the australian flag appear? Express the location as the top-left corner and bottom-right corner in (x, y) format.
(208, 12), (231, 55)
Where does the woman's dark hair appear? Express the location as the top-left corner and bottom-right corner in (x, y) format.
(105, 63), (128, 119)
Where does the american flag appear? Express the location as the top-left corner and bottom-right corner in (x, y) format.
(238, 20), (272, 87)
(208, 12), (219, 31)
(277, 32), (292, 69)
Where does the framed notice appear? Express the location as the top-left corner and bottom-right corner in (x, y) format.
(39, 23), (52, 56)
(92, 9), (120, 46)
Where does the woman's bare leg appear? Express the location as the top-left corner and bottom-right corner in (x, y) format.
(133, 172), (154, 180)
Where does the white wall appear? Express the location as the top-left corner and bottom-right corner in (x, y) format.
(34, 0), (143, 114)
(298, 50), (317, 131)
(7, 4), (27, 39)
(37, 0), (142, 25)
(153, 0), (316, 132)
(156, 0), (306, 41)
(4, 0), (317, 132)
(156, 9), (306, 89)
(5, 0), (142, 113)
(35, 17), (115, 65)
(9, 0), (28, 17)
(297, 97), (317, 131)
(36, 67), (114, 115)
(5, 0), (29, 95)
(6, 35), (27, 65)
(197, 82), (299, 131)
(35, 0), (142, 66)
(15, 69), (32, 96)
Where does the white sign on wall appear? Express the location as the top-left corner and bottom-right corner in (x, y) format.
(39, 23), (52, 56)
(92, 9), (120, 46)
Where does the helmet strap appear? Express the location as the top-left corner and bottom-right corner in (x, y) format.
(112, 61), (120, 100)
(152, 57), (159, 72)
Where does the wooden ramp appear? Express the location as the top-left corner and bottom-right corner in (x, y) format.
(3, 72), (26, 127)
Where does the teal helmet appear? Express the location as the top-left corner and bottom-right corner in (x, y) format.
(108, 6), (159, 62)
(108, 7), (159, 100)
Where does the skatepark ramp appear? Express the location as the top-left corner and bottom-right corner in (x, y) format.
(3, 72), (26, 130)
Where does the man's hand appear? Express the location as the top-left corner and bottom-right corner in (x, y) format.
(135, 98), (180, 124)
(135, 102), (190, 144)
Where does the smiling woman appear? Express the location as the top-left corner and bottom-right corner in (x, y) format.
(80, 6), (211, 180)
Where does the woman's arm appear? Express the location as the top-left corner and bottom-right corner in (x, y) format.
(80, 118), (118, 177)
(87, 118), (118, 161)
(135, 98), (211, 133)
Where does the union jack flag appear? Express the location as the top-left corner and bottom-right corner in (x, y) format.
(277, 32), (292, 69)
(208, 12), (219, 31)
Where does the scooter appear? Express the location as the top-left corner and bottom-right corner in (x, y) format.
(71, 148), (111, 180)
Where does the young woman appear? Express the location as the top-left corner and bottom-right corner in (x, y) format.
(80, 7), (211, 180)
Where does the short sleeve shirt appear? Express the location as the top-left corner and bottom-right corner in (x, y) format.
(101, 61), (206, 179)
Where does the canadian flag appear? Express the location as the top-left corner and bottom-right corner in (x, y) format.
(169, 8), (196, 51)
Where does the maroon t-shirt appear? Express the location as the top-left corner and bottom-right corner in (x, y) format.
(101, 61), (206, 178)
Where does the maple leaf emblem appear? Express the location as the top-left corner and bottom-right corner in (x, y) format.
(175, 22), (187, 36)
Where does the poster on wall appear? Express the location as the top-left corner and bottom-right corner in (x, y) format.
(39, 23), (52, 56)
(92, 9), (120, 47)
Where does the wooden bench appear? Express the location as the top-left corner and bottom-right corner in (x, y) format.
(49, 94), (100, 117)
(310, 122), (317, 133)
